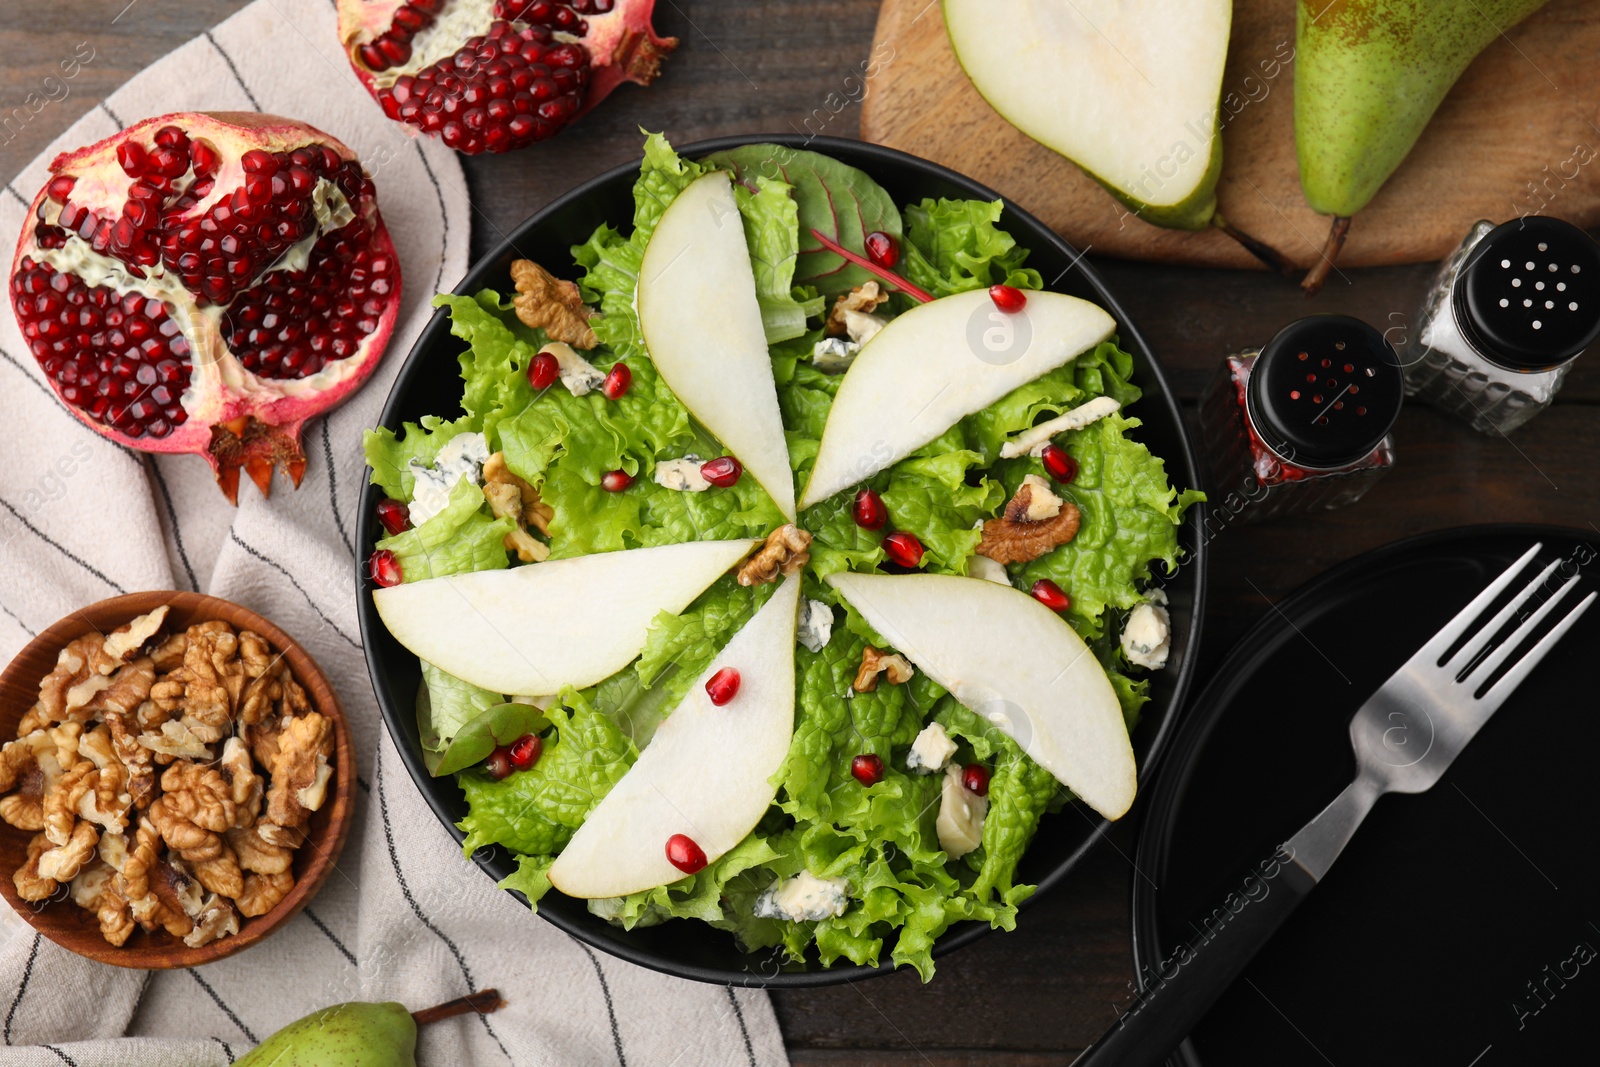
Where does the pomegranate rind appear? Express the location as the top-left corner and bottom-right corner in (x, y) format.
(9, 111), (402, 504)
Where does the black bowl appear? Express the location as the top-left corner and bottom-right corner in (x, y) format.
(356, 134), (1209, 986)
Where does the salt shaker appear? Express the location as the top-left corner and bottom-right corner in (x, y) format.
(1407, 216), (1600, 435)
(1198, 315), (1404, 524)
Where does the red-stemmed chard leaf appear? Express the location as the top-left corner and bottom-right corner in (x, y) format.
(703, 144), (902, 295)
(807, 228), (934, 303)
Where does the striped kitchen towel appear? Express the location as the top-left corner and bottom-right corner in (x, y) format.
(0, 0), (785, 1063)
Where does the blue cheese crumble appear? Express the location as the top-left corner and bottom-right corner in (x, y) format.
(754, 870), (850, 922)
(905, 722), (957, 774)
(407, 431), (488, 524)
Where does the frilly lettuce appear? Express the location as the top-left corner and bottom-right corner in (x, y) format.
(370, 133), (1203, 982)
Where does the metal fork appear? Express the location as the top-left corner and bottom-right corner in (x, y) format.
(1076, 543), (1596, 1067)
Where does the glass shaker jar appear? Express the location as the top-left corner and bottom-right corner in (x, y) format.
(1407, 216), (1600, 435)
(1198, 315), (1405, 524)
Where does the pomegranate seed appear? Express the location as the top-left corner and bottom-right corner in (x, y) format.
(601, 469), (633, 492)
(484, 748), (513, 780)
(392, 5), (434, 33)
(190, 140), (220, 177)
(807, 226), (935, 303)
(961, 763), (991, 797)
(850, 753), (884, 787)
(700, 456), (742, 487)
(378, 35), (413, 66)
(368, 549), (402, 587)
(852, 488), (887, 530)
(508, 733), (542, 770)
(528, 350), (560, 390)
(602, 362), (631, 399)
(705, 667), (741, 706)
(153, 125), (189, 152)
(882, 531), (924, 568)
(115, 142), (146, 177)
(989, 284), (1027, 313)
(665, 833), (707, 874)
(376, 497), (412, 536)
(864, 230), (899, 268)
(1031, 579), (1070, 612)
(1040, 444), (1078, 483)
(45, 176), (75, 203)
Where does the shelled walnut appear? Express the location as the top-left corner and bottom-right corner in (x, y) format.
(975, 476), (1083, 566)
(738, 524), (812, 586)
(1, 605), (335, 949)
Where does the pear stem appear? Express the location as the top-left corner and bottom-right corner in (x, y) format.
(411, 989), (505, 1026)
(806, 228), (935, 303)
(1300, 216), (1351, 296)
(1211, 214), (1296, 278)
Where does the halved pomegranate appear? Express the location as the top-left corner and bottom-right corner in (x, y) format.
(8, 112), (400, 503)
(338, 0), (678, 155)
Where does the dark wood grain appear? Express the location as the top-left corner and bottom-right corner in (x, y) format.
(3, 0), (1597, 1059)
(0, 592), (354, 969)
(861, 0), (1600, 270)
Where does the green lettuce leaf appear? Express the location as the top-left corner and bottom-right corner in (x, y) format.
(590, 834), (785, 930)
(901, 197), (1043, 299)
(375, 477), (512, 582)
(1013, 412), (1203, 638)
(458, 687), (636, 856)
(499, 855), (556, 913)
(363, 413), (476, 500)
(731, 173), (824, 343)
(416, 661), (503, 762)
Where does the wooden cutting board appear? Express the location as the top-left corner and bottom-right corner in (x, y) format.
(860, 0), (1600, 270)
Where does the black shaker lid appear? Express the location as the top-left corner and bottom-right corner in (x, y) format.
(1246, 315), (1403, 470)
(1455, 217), (1600, 370)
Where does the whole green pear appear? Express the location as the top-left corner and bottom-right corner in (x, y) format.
(1294, 0), (1548, 291)
(235, 1002), (417, 1066)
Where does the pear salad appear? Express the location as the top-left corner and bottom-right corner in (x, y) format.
(364, 136), (1201, 979)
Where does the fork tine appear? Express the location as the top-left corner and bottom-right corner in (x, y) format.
(1478, 591), (1597, 711)
(1463, 569), (1583, 690)
(1414, 543), (1541, 666)
(1443, 556), (1563, 673)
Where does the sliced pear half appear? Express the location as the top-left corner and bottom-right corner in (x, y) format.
(637, 170), (796, 519)
(548, 574), (801, 898)
(374, 539), (758, 697)
(827, 571), (1135, 819)
(944, 0), (1231, 229)
(799, 288), (1114, 509)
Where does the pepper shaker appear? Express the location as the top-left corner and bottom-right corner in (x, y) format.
(1407, 216), (1600, 435)
(1198, 315), (1404, 524)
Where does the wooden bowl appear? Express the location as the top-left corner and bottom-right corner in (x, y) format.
(0, 591), (355, 968)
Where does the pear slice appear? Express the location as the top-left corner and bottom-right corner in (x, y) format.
(944, 0), (1231, 230)
(827, 572), (1135, 820)
(374, 539), (758, 696)
(637, 170), (796, 519)
(799, 289), (1114, 509)
(548, 574), (801, 898)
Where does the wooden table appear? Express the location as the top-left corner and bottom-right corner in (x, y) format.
(5, 2), (1597, 1063)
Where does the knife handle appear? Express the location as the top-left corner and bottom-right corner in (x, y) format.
(1072, 846), (1317, 1067)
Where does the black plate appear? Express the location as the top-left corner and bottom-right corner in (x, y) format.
(1132, 524), (1599, 1062)
(355, 134), (1209, 986)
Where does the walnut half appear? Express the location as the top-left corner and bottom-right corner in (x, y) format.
(482, 452), (551, 564)
(511, 259), (597, 349)
(975, 477), (1082, 566)
(853, 646), (916, 693)
(738, 525), (812, 587)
